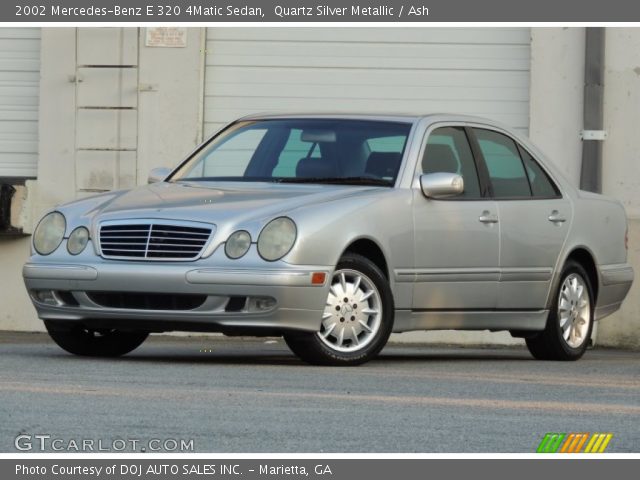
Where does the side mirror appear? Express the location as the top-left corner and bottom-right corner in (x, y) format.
(420, 172), (464, 199)
(147, 167), (172, 184)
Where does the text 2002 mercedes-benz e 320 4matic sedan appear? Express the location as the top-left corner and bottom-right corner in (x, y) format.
(23, 114), (634, 365)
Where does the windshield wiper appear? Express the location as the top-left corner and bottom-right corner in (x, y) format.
(276, 177), (393, 187)
(174, 177), (269, 182)
(173, 176), (394, 187)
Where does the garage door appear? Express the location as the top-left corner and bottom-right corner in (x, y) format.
(0, 28), (40, 178)
(203, 28), (530, 136)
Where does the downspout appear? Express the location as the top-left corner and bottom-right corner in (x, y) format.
(196, 27), (207, 146)
(580, 29), (606, 348)
(579, 28), (606, 193)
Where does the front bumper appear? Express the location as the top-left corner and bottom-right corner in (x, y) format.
(23, 260), (332, 333)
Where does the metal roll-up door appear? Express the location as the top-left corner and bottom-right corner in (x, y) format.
(0, 28), (40, 179)
(203, 28), (530, 136)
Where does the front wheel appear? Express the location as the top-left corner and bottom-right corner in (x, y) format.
(44, 321), (149, 357)
(526, 260), (594, 361)
(284, 253), (394, 366)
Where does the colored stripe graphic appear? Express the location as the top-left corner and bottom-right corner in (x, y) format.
(559, 433), (575, 453)
(572, 433), (590, 453)
(585, 433), (613, 453)
(538, 433), (613, 453)
(537, 433), (566, 453)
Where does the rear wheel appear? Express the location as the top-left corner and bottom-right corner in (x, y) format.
(284, 253), (394, 366)
(44, 321), (149, 357)
(526, 260), (594, 361)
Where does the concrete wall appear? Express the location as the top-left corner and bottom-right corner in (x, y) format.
(0, 236), (36, 330)
(137, 28), (205, 181)
(595, 28), (640, 349)
(529, 28), (586, 184)
(525, 27), (640, 349)
(526, 27), (640, 349)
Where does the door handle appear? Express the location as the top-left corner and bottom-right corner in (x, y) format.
(548, 210), (566, 224)
(478, 211), (499, 224)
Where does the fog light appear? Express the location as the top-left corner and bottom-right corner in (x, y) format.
(246, 296), (277, 312)
(33, 290), (58, 305)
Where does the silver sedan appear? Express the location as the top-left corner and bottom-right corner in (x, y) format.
(23, 114), (634, 365)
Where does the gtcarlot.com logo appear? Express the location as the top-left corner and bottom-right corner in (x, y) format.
(14, 435), (194, 452)
(537, 432), (613, 453)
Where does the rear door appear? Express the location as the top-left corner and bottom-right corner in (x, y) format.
(471, 128), (571, 309)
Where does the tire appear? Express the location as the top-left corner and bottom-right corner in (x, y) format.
(44, 321), (149, 357)
(526, 260), (594, 361)
(284, 252), (394, 366)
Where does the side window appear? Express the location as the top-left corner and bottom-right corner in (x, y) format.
(474, 129), (531, 198)
(272, 129), (320, 177)
(422, 127), (481, 198)
(186, 128), (267, 178)
(520, 147), (560, 198)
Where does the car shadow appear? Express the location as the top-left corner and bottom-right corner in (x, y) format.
(41, 346), (534, 366)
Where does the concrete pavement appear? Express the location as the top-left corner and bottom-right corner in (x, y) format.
(0, 332), (638, 453)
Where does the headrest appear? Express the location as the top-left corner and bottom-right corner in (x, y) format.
(295, 157), (337, 178)
(365, 152), (402, 178)
(423, 144), (459, 174)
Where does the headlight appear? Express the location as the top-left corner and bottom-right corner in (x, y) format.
(257, 217), (297, 261)
(67, 227), (90, 255)
(33, 212), (66, 255)
(225, 230), (251, 259)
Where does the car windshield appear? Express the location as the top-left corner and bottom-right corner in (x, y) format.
(169, 119), (412, 186)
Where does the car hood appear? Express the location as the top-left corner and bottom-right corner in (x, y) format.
(61, 181), (384, 227)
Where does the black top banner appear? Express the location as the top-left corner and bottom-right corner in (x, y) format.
(5, 0), (640, 22)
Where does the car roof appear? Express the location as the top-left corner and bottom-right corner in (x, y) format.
(239, 112), (506, 127)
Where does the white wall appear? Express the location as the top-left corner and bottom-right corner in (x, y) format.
(527, 28), (640, 349)
(0, 236), (37, 330)
(595, 28), (640, 349)
(529, 28), (585, 185)
(601, 29), (640, 219)
(137, 28), (205, 179)
(0, 29), (78, 332)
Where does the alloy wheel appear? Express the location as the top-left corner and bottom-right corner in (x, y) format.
(558, 273), (591, 348)
(317, 269), (383, 353)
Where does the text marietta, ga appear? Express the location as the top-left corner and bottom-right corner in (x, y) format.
(15, 464), (333, 476)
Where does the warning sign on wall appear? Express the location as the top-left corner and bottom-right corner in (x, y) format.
(145, 28), (187, 48)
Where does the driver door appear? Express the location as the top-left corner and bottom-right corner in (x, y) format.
(412, 126), (500, 310)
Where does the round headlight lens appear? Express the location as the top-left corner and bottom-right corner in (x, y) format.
(33, 212), (66, 255)
(225, 230), (251, 259)
(67, 227), (90, 255)
(257, 217), (297, 261)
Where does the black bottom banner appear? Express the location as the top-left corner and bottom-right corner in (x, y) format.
(3, 459), (638, 480)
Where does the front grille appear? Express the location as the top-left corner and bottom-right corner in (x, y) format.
(99, 221), (213, 260)
(87, 292), (207, 310)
